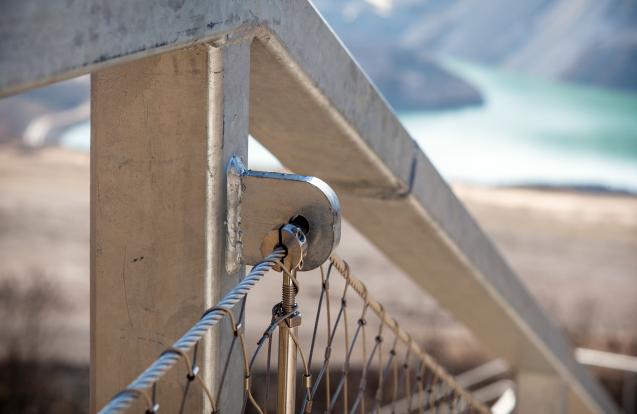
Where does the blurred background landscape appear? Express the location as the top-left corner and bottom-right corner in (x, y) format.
(1, 0), (636, 412)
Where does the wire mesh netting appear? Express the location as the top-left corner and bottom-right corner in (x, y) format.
(99, 250), (489, 414)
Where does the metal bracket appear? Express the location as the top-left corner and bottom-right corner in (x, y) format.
(226, 156), (341, 273)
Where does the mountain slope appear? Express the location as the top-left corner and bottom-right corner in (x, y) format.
(314, 0), (637, 98)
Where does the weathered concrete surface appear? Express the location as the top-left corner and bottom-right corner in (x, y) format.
(91, 43), (249, 412)
(516, 371), (570, 413)
(1, 1), (617, 413)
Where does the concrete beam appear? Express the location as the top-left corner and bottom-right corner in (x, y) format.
(90, 42), (250, 412)
(2, 1), (617, 413)
(516, 371), (568, 414)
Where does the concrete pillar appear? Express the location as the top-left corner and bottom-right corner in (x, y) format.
(516, 371), (568, 414)
(90, 40), (250, 413)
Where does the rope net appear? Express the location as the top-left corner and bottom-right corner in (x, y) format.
(99, 251), (489, 414)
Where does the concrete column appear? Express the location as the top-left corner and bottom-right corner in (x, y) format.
(90, 40), (250, 413)
(516, 371), (568, 414)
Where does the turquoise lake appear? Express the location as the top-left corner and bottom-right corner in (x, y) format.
(400, 58), (637, 192)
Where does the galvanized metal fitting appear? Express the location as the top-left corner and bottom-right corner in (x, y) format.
(226, 156), (340, 273)
(261, 223), (308, 272)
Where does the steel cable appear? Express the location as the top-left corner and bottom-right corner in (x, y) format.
(98, 247), (286, 414)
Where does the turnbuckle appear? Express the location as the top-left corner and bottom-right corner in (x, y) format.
(267, 222), (308, 414)
(226, 155), (341, 414)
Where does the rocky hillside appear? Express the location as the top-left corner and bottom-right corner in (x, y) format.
(0, 77), (88, 142)
(314, 0), (637, 108)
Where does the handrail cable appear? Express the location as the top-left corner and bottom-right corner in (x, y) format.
(99, 247), (287, 414)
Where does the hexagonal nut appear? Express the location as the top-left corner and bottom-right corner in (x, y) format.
(287, 312), (302, 328)
(278, 311), (302, 328)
